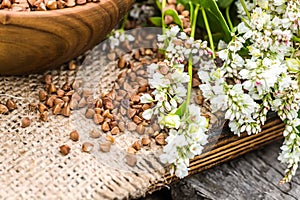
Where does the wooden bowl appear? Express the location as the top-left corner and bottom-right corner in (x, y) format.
(0, 0), (133, 75)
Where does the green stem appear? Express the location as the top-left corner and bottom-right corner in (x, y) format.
(189, 1), (194, 27)
(190, 4), (199, 38)
(162, 0), (167, 35)
(120, 13), (128, 31)
(240, 0), (251, 21)
(186, 57), (193, 113)
(226, 6), (234, 31)
(201, 7), (215, 58)
(186, 4), (200, 114)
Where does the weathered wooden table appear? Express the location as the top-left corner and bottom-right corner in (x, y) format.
(142, 140), (300, 200)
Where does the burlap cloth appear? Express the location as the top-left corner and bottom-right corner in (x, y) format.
(0, 46), (168, 200)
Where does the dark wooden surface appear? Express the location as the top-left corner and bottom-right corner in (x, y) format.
(171, 140), (300, 200)
(140, 140), (300, 200)
(0, 0), (133, 75)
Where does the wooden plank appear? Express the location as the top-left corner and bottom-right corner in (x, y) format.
(170, 140), (300, 200)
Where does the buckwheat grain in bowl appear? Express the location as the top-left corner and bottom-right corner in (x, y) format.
(0, 0), (101, 12)
(0, 0), (134, 75)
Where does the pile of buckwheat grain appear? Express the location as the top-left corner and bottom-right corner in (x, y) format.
(0, 0), (99, 12)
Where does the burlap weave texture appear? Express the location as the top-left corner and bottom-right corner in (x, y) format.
(0, 48), (166, 200)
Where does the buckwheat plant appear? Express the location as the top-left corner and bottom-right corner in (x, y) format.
(141, 1), (214, 178)
(140, 59), (189, 120)
(105, 29), (135, 50)
(102, 11), (135, 51)
(130, 0), (155, 22)
(200, 0), (300, 183)
(159, 104), (209, 178)
(140, 26), (211, 178)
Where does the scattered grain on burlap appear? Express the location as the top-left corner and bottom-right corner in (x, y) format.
(0, 40), (225, 199)
(0, 46), (167, 200)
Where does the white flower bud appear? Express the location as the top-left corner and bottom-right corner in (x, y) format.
(170, 98), (177, 108)
(283, 130), (289, 137)
(290, 133), (296, 140)
(140, 93), (154, 104)
(240, 125), (246, 133)
(286, 58), (300, 73)
(257, 0), (268, 9)
(246, 125), (251, 133)
(286, 125), (293, 133)
(160, 114), (181, 129)
(164, 101), (171, 112)
(142, 109), (153, 120)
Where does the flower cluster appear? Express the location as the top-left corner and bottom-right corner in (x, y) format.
(103, 30), (135, 50)
(141, 26), (211, 178)
(159, 105), (209, 178)
(142, 90), (209, 178)
(129, 0), (155, 22)
(140, 60), (189, 122)
(157, 26), (214, 67)
(200, 0), (300, 182)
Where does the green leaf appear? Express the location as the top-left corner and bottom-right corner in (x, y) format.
(164, 9), (184, 29)
(156, 0), (162, 11)
(149, 17), (162, 27)
(196, 0), (232, 42)
(175, 101), (187, 117)
(189, 1), (194, 25)
(292, 35), (300, 42)
(204, 32), (224, 43)
(177, 0), (190, 6)
(217, 0), (234, 9)
(238, 47), (249, 57)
